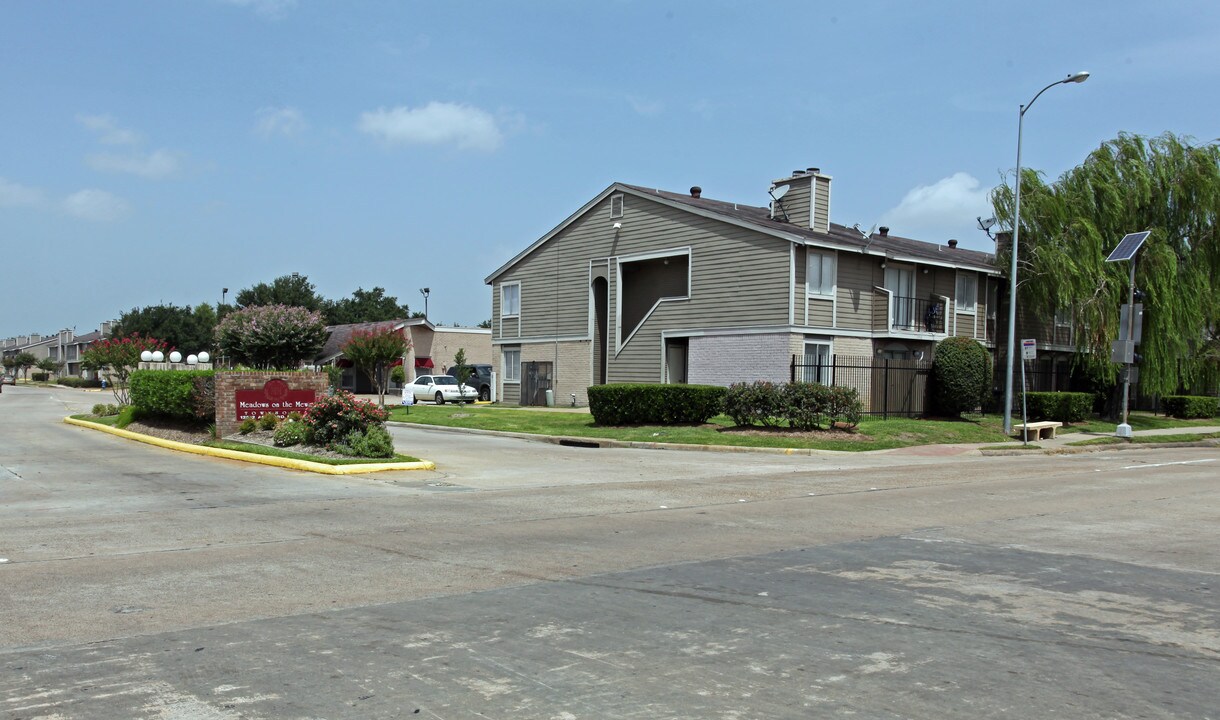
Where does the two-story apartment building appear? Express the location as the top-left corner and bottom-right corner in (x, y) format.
(485, 169), (1003, 406)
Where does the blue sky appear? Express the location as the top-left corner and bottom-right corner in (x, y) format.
(2, 0), (1217, 339)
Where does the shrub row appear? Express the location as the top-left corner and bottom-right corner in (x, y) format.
(32, 372), (50, 382)
(1021, 392), (1093, 423)
(58, 377), (104, 388)
(587, 384), (727, 425)
(725, 381), (862, 430)
(129, 369), (216, 421)
(1162, 395), (1220, 419)
(304, 391), (390, 447)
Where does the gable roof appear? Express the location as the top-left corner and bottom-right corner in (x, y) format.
(485, 182), (998, 283)
(316, 319), (417, 364)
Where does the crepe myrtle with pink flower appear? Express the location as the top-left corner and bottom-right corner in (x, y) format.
(215, 304), (327, 369)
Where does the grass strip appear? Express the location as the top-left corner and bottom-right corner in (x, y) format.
(1068, 431), (1220, 447)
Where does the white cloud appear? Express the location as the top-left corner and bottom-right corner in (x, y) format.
(627, 96), (664, 116)
(255, 106), (306, 137)
(879, 173), (994, 247)
(218, 0), (297, 19)
(87, 149), (179, 179)
(358, 102), (504, 151)
(77, 114), (140, 145)
(62, 189), (129, 222)
(0, 177), (46, 208)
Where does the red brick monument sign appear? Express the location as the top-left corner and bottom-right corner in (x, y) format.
(214, 371), (330, 437)
(234, 378), (317, 420)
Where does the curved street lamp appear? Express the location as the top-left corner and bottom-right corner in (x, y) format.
(1003, 71), (1090, 436)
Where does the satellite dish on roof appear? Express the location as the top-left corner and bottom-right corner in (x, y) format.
(768, 183), (789, 200)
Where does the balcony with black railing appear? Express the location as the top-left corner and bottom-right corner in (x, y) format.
(889, 296), (946, 333)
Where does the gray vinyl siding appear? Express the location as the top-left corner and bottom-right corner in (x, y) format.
(496, 193), (793, 381)
(835, 253), (875, 330)
(807, 298), (832, 326)
(812, 176), (830, 233)
(955, 313), (977, 338)
(930, 268), (954, 300)
(779, 181), (811, 228)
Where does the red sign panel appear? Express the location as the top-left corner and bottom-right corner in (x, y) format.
(235, 379), (317, 420)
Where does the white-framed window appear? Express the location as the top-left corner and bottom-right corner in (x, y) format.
(955, 272), (977, 312)
(806, 250), (836, 296)
(502, 347), (521, 383)
(800, 341), (832, 384)
(610, 194), (624, 219)
(500, 282), (520, 317)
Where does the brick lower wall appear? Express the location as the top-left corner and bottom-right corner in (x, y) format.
(215, 371), (330, 437)
(688, 333), (791, 386)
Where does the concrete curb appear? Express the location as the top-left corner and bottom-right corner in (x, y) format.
(64, 417), (436, 474)
(389, 420), (1220, 458)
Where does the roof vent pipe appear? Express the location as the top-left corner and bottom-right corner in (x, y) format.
(689, 186), (702, 198)
(878, 226), (889, 236)
(948, 239), (959, 248)
(807, 167), (820, 174)
(792, 169), (806, 176)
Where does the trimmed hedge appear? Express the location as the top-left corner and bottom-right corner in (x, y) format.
(726, 381), (862, 430)
(930, 337), (991, 417)
(32, 372), (50, 382)
(130, 369), (216, 421)
(1162, 395), (1220, 419)
(1021, 391), (1094, 423)
(58, 377), (102, 388)
(587, 384), (727, 425)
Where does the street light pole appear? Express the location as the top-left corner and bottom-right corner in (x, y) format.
(1003, 71), (1090, 435)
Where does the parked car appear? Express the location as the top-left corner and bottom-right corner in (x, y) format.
(407, 374), (478, 404)
(445, 364), (493, 401)
(0, 375), (15, 385)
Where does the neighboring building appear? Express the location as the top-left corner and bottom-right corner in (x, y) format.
(4, 321), (115, 379)
(316, 318), (492, 393)
(484, 168), (1005, 406)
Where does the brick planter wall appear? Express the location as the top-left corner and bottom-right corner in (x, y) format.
(214, 371), (330, 437)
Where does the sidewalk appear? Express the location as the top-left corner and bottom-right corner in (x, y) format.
(994, 425), (1220, 452)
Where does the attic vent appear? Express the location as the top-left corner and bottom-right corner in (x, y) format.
(610, 194), (624, 219)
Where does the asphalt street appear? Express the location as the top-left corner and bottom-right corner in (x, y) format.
(1, 384), (1217, 718)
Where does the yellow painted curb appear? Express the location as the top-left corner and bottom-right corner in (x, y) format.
(64, 417), (436, 475)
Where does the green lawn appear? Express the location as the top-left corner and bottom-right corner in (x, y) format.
(203, 440), (420, 465)
(388, 405), (1013, 451)
(1068, 431), (1220, 447)
(1056, 411), (1219, 435)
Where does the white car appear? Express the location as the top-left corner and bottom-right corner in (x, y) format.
(409, 374), (478, 404)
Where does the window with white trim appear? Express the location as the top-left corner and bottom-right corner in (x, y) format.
(502, 348), (521, 383)
(805, 250), (836, 296)
(800, 341), (832, 384)
(500, 282), (520, 317)
(955, 272), (977, 312)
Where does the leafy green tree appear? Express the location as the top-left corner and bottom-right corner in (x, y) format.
(341, 324), (410, 408)
(81, 334), (169, 405)
(36, 357), (62, 378)
(992, 132), (1220, 396)
(451, 348), (471, 388)
(236, 273), (324, 311)
(215, 304), (327, 369)
(323, 286), (411, 325)
(2, 356), (19, 376)
(477, 319), (492, 329)
(13, 351), (36, 380)
(113, 304), (212, 353)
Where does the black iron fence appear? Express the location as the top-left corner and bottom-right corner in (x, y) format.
(791, 354), (932, 418)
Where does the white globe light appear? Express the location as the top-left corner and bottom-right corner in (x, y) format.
(140, 350), (153, 362)
(187, 354), (198, 365)
(198, 351), (210, 363)
(152, 351), (164, 362)
(169, 351), (183, 363)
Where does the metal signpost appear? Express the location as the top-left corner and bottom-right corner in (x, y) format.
(1105, 231), (1150, 438)
(1020, 339), (1036, 445)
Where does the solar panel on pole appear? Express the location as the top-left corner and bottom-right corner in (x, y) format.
(1105, 231), (1150, 263)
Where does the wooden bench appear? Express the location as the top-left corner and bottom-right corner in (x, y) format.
(1013, 421), (1063, 441)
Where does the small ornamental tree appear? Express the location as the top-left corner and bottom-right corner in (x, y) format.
(452, 348), (471, 388)
(214, 304), (327, 369)
(930, 337), (992, 417)
(81, 333), (171, 405)
(13, 351), (36, 380)
(342, 324), (410, 408)
(36, 357), (63, 378)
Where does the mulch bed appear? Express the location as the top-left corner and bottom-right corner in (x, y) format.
(120, 419), (351, 459)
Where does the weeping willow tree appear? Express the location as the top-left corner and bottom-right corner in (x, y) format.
(991, 132), (1220, 397)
